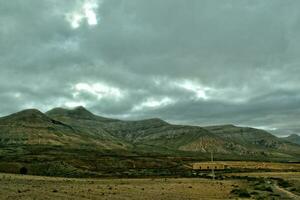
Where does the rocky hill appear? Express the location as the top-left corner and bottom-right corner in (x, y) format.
(282, 134), (300, 145)
(0, 107), (299, 177)
(0, 108), (127, 149)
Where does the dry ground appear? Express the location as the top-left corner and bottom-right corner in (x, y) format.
(227, 172), (300, 199)
(191, 161), (300, 170)
(0, 173), (246, 200)
(226, 171), (300, 179)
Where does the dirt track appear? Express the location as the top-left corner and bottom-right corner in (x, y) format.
(274, 184), (300, 200)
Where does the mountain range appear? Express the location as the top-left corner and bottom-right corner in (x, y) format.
(0, 106), (299, 177)
(283, 134), (300, 145)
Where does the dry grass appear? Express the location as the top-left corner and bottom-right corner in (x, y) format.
(226, 172), (300, 179)
(191, 161), (300, 170)
(0, 173), (246, 200)
(227, 172), (300, 196)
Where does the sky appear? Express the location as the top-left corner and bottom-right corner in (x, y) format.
(1, 0), (300, 137)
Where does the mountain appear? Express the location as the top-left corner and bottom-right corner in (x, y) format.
(46, 106), (129, 149)
(1, 107), (300, 156)
(46, 106), (118, 122)
(204, 125), (289, 149)
(0, 109), (76, 145)
(0, 108), (126, 149)
(0, 107), (299, 177)
(47, 108), (237, 154)
(102, 120), (245, 154)
(282, 134), (300, 145)
(204, 125), (300, 156)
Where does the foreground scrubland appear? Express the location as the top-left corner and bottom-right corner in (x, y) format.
(1, 172), (300, 200)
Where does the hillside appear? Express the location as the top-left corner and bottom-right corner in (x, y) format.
(0, 107), (299, 177)
(0, 109), (76, 145)
(204, 125), (300, 157)
(0, 108), (126, 149)
(45, 106), (129, 149)
(283, 134), (300, 145)
(102, 120), (246, 154)
(46, 107), (298, 156)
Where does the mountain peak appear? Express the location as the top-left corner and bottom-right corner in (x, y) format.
(0, 108), (50, 124)
(71, 106), (95, 118)
(147, 118), (168, 124)
(284, 134), (300, 145)
(46, 107), (120, 122)
(73, 106), (91, 113)
(46, 106), (94, 119)
(18, 108), (44, 115)
(8, 109), (45, 118)
(73, 105), (86, 110)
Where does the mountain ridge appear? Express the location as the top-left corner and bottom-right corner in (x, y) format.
(0, 106), (299, 159)
(0, 106), (299, 177)
(283, 134), (300, 145)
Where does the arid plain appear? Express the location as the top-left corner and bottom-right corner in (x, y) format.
(1, 171), (300, 200)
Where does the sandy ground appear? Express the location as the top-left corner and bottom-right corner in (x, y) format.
(0, 173), (244, 200)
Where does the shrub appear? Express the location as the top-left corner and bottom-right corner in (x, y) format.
(254, 184), (273, 192)
(231, 189), (251, 198)
(277, 179), (291, 188)
(20, 167), (28, 175)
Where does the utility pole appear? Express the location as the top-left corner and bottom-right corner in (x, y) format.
(211, 151), (215, 180)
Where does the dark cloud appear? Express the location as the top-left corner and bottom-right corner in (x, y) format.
(1, 0), (300, 136)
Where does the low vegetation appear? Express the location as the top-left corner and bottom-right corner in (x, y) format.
(0, 174), (243, 200)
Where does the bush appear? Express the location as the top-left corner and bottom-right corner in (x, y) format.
(20, 167), (28, 175)
(231, 189), (251, 198)
(277, 179), (291, 188)
(254, 184), (273, 192)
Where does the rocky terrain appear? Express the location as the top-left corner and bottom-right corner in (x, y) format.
(283, 134), (300, 145)
(0, 106), (299, 177)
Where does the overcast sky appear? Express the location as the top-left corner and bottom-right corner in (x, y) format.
(1, 0), (300, 136)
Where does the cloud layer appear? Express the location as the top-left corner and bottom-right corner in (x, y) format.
(1, 0), (300, 136)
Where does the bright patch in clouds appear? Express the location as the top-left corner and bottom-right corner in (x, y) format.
(73, 82), (124, 100)
(65, 101), (87, 108)
(175, 80), (211, 100)
(133, 97), (175, 111)
(252, 126), (278, 131)
(66, 0), (101, 29)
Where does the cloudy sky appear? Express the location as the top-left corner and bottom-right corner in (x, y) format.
(1, 0), (300, 136)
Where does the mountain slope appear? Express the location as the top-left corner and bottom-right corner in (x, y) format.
(0, 109), (76, 145)
(46, 106), (129, 149)
(46, 106), (119, 122)
(0, 107), (300, 177)
(103, 120), (257, 155)
(282, 134), (300, 145)
(204, 125), (300, 155)
(1, 107), (300, 159)
(0, 108), (126, 149)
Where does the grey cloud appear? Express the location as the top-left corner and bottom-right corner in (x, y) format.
(0, 0), (300, 136)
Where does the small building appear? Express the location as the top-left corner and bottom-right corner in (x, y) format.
(191, 162), (227, 170)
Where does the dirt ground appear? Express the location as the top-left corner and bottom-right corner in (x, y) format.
(191, 161), (300, 171)
(227, 172), (300, 199)
(0, 173), (244, 200)
(227, 171), (300, 179)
